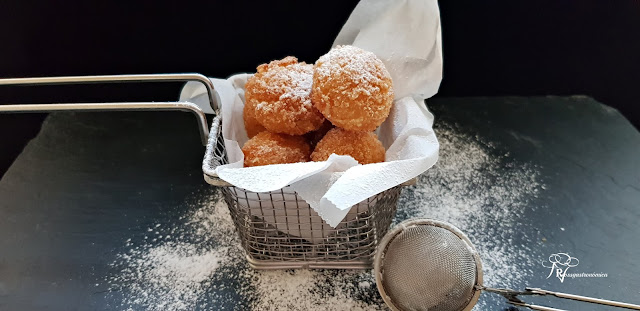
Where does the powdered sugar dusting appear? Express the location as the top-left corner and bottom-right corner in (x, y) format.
(246, 57), (324, 135)
(311, 45), (393, 131)
(397, 122), (542, 309)
(107, 121), (543, 310)
(315, 45), (386, 88)
(248, 270), (385, 311)
(105, 197), (233, 311)
(255, 62), (314, 115)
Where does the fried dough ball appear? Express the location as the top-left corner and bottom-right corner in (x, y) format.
(245, 56), (325, 135)
(243, 102), (266, 138)
(305, 119), (334, 149)
(311, 45), (394, 131)
(242, 131), (311, 167)
(311, 128), (385, 164)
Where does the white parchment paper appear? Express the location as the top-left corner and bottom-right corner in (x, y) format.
(183, 0), (442, 228)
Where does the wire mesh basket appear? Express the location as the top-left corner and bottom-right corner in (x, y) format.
(202, 115), (407, 269)
(0, 73), (408, 270)
(0, 72), (412, 270)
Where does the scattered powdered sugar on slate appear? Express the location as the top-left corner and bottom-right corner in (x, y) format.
(247, 269), (385, 311)
(105, 195), (234, 311)
(107, 121), (542, 310)
(396, 122), (542, 310)
(107, 192), (384, 310)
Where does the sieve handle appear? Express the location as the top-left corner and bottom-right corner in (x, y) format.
(526, 288), (640, 310)
(507, 301), (567, 311)
(482, 287), (568, 311)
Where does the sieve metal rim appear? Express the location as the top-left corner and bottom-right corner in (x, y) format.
(374, 218), (484, 311)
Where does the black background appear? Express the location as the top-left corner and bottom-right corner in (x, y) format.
(1, 0), (639, 178)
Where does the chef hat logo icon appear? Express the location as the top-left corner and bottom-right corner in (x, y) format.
(542, 253), (579, 283)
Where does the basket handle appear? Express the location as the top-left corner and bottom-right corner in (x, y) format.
(201, 115), (233, 186)
(0, 73), (220, 146)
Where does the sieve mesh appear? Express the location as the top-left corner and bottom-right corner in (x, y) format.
(378, 225), (479, 311)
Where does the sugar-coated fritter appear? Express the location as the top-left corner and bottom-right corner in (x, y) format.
(311, 45), (394, 131)
(243, 102), (266, 138)
(242, 131), (311, 167)
(311, 128), (385, 164)
(245, 56), (325, 135)
(305, 119), (334, 149)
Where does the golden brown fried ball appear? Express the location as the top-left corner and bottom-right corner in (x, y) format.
(305, 119), (334, 149)
(242, 131), (311, 167)
(245, 56), (325, 135)
(311, 45), (394, 131)
(243, 102), (266, 138)
(311, 128), (385, 164)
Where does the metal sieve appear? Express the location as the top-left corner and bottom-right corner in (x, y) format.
(374, 219), (640, 311)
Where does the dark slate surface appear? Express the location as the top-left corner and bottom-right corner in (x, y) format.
(1, 96), (639, 310)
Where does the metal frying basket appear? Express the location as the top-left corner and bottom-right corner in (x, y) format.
(0, 73), (411, 270)
(203, 115), (409, 269)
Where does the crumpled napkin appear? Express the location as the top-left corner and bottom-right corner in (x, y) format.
(183, 0), (442, 228)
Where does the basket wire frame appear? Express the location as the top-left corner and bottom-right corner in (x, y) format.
(204, 116), (403, 269)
